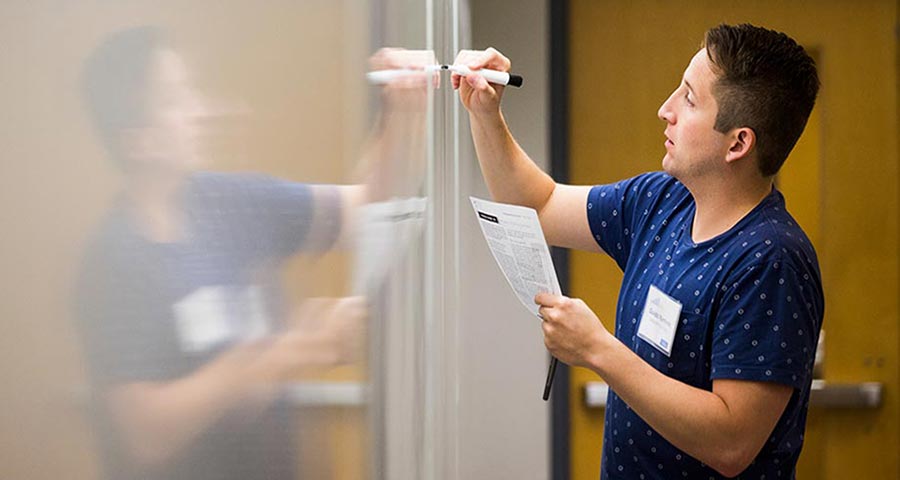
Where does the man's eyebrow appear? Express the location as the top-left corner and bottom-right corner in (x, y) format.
(683, 79), (695, 94)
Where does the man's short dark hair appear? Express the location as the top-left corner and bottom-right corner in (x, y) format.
(702, 23), (820, 177)
(81, 26), (166, 166)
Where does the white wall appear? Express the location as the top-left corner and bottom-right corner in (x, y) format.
(456, 1), (551, 478)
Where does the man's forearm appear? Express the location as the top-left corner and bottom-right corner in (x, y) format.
(589, 338), (773, 477)
(469, 111), (556, 209)
(107, 344), (268, 467)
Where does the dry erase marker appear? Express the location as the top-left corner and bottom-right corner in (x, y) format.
(367, 64), (523, 87)
(543, 356), (559, 401)
(538, 311), (559, 401)
(445, 64), (523, 87)
(365, 65), (442, 84)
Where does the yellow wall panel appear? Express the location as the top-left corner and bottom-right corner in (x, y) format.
(568, 1), (899, 478)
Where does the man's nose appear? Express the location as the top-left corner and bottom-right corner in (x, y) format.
(657, 99), (673, 124)
(657, 91), (678, 124)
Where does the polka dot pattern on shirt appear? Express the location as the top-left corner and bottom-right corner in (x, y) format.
(586, 172), (823, 480)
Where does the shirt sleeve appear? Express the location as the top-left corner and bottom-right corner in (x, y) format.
(194, 173), (342, 259)
(586, 172), (668, 270)
(241, 174), (336, 257)
(710, 260), (821, 389)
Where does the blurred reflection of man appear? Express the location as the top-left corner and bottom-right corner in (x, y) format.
(76, 27), (425, 480)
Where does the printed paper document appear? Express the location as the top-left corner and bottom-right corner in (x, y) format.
(470, 197), (561, 318)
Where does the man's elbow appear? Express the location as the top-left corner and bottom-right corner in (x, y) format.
(707, 444), (759, 478)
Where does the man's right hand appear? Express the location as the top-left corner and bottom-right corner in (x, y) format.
(256, 296), (367, 383)
(452, 48), (511, 117)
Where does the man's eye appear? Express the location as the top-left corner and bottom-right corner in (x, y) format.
(684, 92), (695, 107)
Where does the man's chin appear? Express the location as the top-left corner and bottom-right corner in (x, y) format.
(661, 158), (689, 183)
(661, 155), (676, 176)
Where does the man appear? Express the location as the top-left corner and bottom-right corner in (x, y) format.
(77, 27), (426, 479)
(454, 24), (822, 478)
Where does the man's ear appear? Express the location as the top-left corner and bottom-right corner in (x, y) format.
(725, 127), (755, 164)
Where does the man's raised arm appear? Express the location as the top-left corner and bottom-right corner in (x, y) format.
(453, 48), (599, 252)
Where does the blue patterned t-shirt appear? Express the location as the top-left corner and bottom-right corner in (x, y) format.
(586, 172), (824, 480)
(77, 172), (342, 480)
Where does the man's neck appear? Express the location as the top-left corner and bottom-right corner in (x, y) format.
(687, 176), (773, 244)
(124, 169), (188, 243)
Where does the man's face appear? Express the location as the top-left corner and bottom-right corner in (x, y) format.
(129, 49), (209, 173)
(657, 48), (732, 182)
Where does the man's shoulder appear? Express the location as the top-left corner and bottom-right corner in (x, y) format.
(188, 171), (272, 194)
(720, 206), (821, 290)
(627, 171), (682, 192)
(746, 194), (819, 268)
(599, 171), (688, 208)
(187, 171), (315, 205)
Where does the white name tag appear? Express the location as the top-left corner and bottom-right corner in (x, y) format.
(173, 285), (271, 354)
(637, 285), (682, 357)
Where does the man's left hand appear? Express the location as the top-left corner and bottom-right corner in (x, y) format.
(535, 292), (610, 368)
